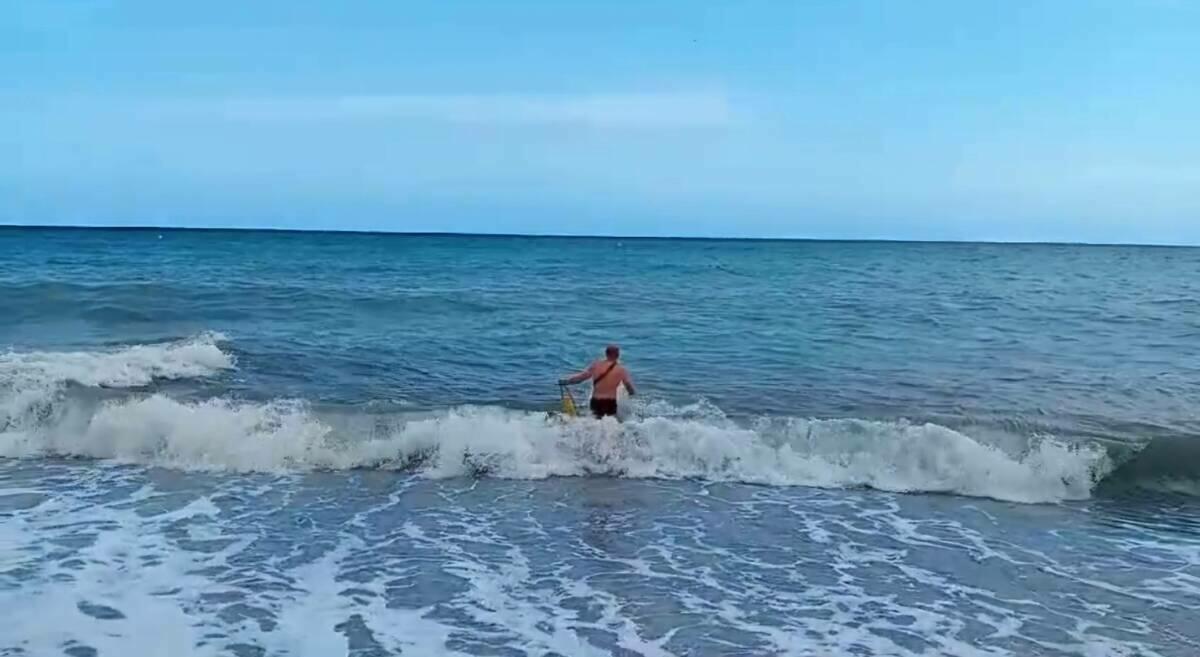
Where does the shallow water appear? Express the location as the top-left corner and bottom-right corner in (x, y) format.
(4, 463), (1198, 656)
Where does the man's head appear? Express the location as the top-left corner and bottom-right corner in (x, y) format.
(605, 344), (620, 361)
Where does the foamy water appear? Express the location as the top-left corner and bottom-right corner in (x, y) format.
(4, 462), (1198, 657)
(2, 335), (1112, 504)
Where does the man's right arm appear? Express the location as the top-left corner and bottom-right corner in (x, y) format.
(622, 370), (636, 396)
(560, 363), (594, 385)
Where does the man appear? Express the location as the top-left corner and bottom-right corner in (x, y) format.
(560, 345), (636, 419)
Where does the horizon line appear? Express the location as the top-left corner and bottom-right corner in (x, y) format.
(1, 223), (1196, 249)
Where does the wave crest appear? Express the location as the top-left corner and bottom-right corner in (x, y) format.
(0, 391), (1112, 504)
(1, 333), (234, 438)
(0, 332), (233, 389)
(0, 334), (1167, 504)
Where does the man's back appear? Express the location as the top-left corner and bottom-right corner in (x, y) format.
(590, 359), (631, 400)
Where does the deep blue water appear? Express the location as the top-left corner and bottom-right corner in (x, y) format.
(5, 228), (1200, 423)
(2, 227), (1198, 656)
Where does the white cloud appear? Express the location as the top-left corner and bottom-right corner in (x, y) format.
(142, 92), (736, 128)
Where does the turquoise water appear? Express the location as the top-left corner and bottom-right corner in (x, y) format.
(2, 227), (1198, 656)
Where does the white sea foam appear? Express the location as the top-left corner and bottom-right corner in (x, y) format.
(0, 391), (1112, 503)
(0, 334), (1117, 503)
(0, 489), (235, 657)
(0, 331), (233, 389)
(0, 455), (1188, 656)
(0, 332), (234, 439)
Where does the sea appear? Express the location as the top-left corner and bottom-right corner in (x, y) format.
(1, 227), (1198, 657)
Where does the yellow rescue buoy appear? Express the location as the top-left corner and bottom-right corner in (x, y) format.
(560, 384), (578, 417)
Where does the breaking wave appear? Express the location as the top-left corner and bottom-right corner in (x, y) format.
(1, 334), (1193, 505)
(0, 331), (233, 389)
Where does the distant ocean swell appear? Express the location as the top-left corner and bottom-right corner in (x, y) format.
(1, 333), (1192, 504)
(0, 281), (505, 321)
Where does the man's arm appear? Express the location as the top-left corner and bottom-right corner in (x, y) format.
(622, 370), (636, 396)
(560, 363), (594, 386)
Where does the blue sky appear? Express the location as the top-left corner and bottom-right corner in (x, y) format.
(3, 1), (1198, 243)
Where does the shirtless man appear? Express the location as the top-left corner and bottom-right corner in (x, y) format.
(559, 345), (636, 419)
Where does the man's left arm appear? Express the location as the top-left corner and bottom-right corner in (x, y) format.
(622, 370), (636, 396)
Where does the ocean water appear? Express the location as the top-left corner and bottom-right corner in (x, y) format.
(1, 227), (1198, 657)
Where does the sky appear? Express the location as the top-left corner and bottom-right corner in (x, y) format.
(2, 1), (1199, 243)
